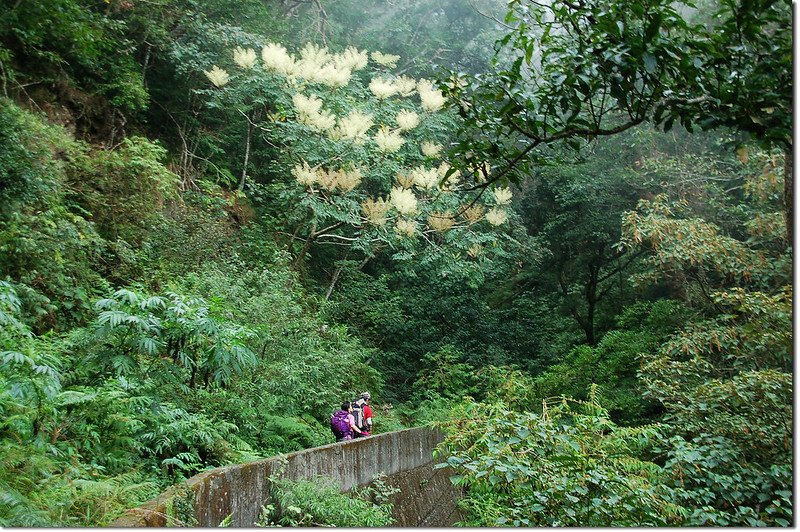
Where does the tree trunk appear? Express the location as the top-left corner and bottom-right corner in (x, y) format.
(293, 222), (317, 268)
(141, 43), (151, 88)
(784, 146), (792, 245)
(580, 258), (602, 346)
(584, 277), (597, 346)
(324, 265), (344, 301)
(238, 120), (252, 191)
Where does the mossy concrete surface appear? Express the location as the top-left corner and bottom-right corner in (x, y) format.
(110, 427), (462, 527)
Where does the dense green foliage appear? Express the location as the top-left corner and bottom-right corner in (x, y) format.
(0, 97), (377, 524)
(0, 0), (791, 527)
(256, 471), (398, 527)
(438, 394), (682, 526)
(435, 141), (791, 525)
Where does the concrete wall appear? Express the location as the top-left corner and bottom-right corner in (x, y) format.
(111, 427), (461, 527)
(385, 460), (465, 527)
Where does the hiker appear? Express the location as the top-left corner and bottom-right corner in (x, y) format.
(352, 392), (373, 437)
(330, 401), (363, 442)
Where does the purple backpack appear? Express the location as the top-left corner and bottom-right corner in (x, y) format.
(330, 410), (352, 440)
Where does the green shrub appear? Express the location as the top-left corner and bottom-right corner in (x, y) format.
(86, 287), (257, 388)
(257, 475), (395, 527)
(174, 262), (384, 422)
(437, 394), (684, 527)
(411, 345), (477, 402)
(660, 434), (792, 526)
(0, 99), (74, 212)
(68, 136), (178, 245)
(533, 300), (690, 424)
(0, 101), (110, 330)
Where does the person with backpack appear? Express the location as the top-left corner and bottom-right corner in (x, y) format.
(330, 401), (364, 442)
(352, 392), (373, 437)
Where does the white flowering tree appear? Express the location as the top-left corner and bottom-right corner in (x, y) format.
(200, 41), (524, 273)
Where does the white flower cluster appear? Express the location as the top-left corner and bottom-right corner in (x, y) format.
(390, 186), (418, 215)
(420, 141), (442, 158)
(485, 208), (508, 226)
(371, 51), (400, 68)
(396, 110), (420, 131)
(293, 93), (335, 131)
(204, 66), (229, 87)
(298, 43), (330, 68)
(461, 204), (485, 225)
(292, 161), (362, 192)
(428, 211), (456, 232)
(330, 167), (363, 192)
(374, 127), (405, 153)
(315, 167), (362, 192)
(261, 43), (295, 74)
(334, 47), (370, 71)
(292, 161), (319, 187)
(332, 110), (374, 142)
(410, 166), (439, 190)
(369, 77), (399, 100)
(362, 197), (390, 226)
(417, 79), (446, 112)
(493, 187), (513, 205)
(368, 75), (418, 100)
(260, 42), (368, 88)
(233, 47), (257, 69)
(394, 76), (417, 96)
(395, 218), (417, 237)
(395, 171), (415, 189)
(292, 44), (352, 87)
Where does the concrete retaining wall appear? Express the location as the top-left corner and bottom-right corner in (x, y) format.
(111, 427), (461, 527)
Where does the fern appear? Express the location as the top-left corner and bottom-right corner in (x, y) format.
(264, 476), (395, 527)
(64, 471), (159, 526)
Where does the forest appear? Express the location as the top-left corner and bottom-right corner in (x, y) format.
(0, 0), (792, 527)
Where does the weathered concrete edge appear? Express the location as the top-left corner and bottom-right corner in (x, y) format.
(110, 427), (445, 527)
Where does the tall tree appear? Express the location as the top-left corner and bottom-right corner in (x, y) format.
(514, 131), (660, 345)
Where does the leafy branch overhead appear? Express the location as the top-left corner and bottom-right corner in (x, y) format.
(441, 0), (791, 225)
